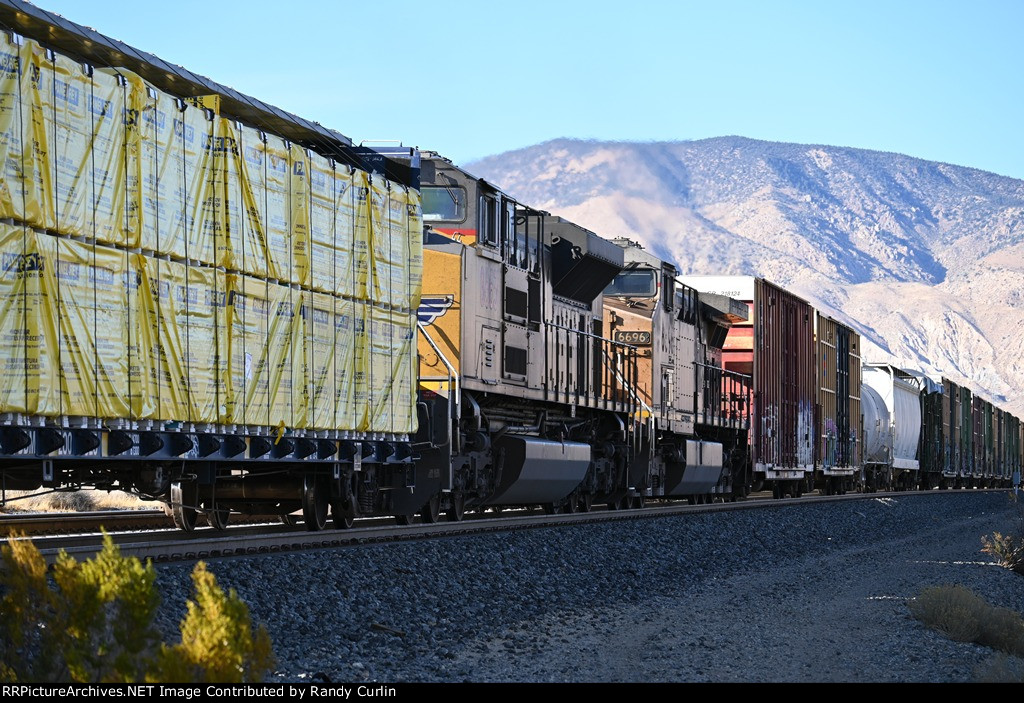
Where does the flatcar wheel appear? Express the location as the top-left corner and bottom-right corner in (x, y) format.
(203, 485), (229, 531)
(446, 492), (466, 522)
(331, 499), (355, 529)
(170, 480), (199, 532)
(420, 494), (441, 524)
(301, 474), (328, 532)
(206, 503), (229, 531)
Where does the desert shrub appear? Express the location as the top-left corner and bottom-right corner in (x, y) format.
(908, 585), (988, 642)
(910, 585), (1024, 666)
(0, 534), (273, 682)
(982, 532), (1024, 575)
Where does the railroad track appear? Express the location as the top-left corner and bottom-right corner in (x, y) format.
(8, 488), (1005, 566)
(0, 509), (170, 536)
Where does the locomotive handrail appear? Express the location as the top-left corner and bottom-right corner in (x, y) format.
(417, 323), (459, 462)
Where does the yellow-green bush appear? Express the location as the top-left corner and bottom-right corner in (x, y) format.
(0, 534), (273, 682)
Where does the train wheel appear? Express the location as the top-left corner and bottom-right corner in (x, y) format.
(204, 485), (229, 531)
(420, 494), (441, 524)
(301, 474), (328, 532)
(447, 492), (466, 522)
(631, 494), (646, 509)
(331, 499), (355, 529)
(565, 492), (579, 514)
(280, 514), (300, 526)
(579, 492), (593, 513)
(772, 483), (783, 500)
(170, 480), (198, 533)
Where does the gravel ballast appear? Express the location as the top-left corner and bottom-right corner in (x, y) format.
(152, 491), (1024, 682)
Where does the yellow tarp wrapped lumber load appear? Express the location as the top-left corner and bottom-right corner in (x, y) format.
(0, 35), (420, 436)
(0, 229), (135, 419)
(0, 224), (36, 414)
(407, 188), (424, 309)
(332, 296), (361, 432)
(225, 274), (303, 429)
(219, 120), (270, 277)
(0, 37), (47, 230)
(138, 257), (226, 423)
(367, 306), (416, 434)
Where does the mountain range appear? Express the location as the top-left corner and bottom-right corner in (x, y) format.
(465, 136), (1024, 415)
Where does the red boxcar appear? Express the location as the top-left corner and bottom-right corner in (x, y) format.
(679, 276), (815, 496)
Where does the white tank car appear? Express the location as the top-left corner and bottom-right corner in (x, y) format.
(861, 364), (923, 489)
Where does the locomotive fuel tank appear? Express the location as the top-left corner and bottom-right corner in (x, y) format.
(485, 436), (591, 506)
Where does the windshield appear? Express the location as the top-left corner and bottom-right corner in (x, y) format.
(604, 269), (657, 297)
(421, 185), (466, 222)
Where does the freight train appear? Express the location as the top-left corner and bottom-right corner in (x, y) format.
(0, 2), (1019, 533)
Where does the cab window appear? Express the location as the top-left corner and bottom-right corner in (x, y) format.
(421, 186), (466, 222)
(604, 269), (657, 297)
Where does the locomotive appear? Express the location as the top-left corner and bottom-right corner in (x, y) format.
(396, 152), (751, 522)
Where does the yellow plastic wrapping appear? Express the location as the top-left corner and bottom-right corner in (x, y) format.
(184, 94), (220, 115)
(367, 178), (388, 305)
(0, 224), (33, 413)
(264, 135), (292, 282)
(267, 280), (300, 428)
(134, 93), (215, 263)
(225, 274), (270, 426)
(179, 103), (217, 265)
(308, 153), (338, 294)
(225, 275), (299, 428)
(351, 300), (370, 431)
(0, 35), (38, 225)
(32, 234), (131, 418)
(221, 121), (270, 277)
(332, 296), (359, 431)
(125, 252), (155, 419)
(407, 188), (424, 309)
(352, 170), (371, 300)
(130, 74), (177, 254)
(306, 291), (335, 430)
(18, 39), (55, 231)
(48, 52), (92, 238)
(291, 289), (311, 429)
(369, 180), (416, 308)
(139, 257), (225, 423)
(290, 144), (310, 287)
(366, 306), (415, 433)
(87, 68), (129, 246)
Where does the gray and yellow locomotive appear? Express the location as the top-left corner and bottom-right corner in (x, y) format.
(402, 153), (751, 522)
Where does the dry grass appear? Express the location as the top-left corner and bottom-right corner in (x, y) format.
(0, 489), (159, 514)
(910, 584), (1024, 682)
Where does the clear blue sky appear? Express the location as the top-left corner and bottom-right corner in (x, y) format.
(23, 0), (1024, 179)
